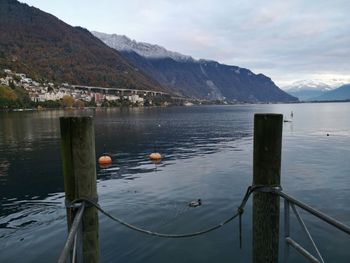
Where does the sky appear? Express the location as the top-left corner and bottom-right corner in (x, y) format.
(20, 0), (350, 89)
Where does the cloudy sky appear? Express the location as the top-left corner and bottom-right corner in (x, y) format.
(21, 0), (350, 88)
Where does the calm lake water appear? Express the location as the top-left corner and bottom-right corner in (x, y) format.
(0, 103), (349, 262)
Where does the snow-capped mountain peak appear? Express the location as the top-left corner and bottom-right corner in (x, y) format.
(284, 80), (333, 92)
(283, 79), (343, 101)
(92, 31), (194, 62)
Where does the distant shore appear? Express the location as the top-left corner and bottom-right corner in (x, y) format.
(2, 100), (350, 113)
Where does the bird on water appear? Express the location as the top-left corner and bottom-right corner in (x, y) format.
(189, 199), (202, 207)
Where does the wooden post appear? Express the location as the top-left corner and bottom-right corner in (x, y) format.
(60, 116), (100, 263)
(253, 114), (283, 263)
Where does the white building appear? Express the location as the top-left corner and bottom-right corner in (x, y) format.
(105, 94), (120, 101)
(21, 77), (33, 84)
(129, 94), (144, 104)
(80, 94), (92, 102)
(16, 73), (26, 79)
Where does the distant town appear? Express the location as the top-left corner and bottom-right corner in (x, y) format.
(4, 68), (348, 111)
(0, 68), (200, 110)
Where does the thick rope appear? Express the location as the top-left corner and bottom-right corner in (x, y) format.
(68, 185), (281, 239)
(69, 186), (256, 238)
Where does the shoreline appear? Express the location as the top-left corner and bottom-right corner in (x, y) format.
(1, 100), (350, 113)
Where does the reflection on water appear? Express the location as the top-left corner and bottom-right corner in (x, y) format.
(0, 103), (350, 263)
(0, 111), (61, 147)
(0, 193), (64, 232)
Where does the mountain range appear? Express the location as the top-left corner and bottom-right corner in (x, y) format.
(93, 32), (297, 102)
(0, 0), (163, 91)
(285, 80), (350, 101)
(284, 80), (333, 101)
(311, 84), (350, 101)
(0, 0), (298, 102)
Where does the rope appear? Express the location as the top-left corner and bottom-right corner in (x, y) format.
(69, 186), (255, 238)
(68, 185), (281, 239)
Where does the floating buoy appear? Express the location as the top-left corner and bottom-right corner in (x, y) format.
(149, 152), (162, 161)
(98, 155), (112, 166)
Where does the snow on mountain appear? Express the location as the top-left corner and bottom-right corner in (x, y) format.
(284, 80), (336, 101)
(92, 31), (297, 102)
(284, 80), (333, 92)
(92, 31), (194, 62)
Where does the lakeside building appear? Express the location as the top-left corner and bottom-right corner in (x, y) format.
(1, 68), (169, 106)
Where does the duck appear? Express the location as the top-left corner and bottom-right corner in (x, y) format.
(189, 199), (202, 208)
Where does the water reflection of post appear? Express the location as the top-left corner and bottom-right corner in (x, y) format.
(60, 117), (100, 263)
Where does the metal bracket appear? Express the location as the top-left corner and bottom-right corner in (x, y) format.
(65, 197), (99, 209)
(252, 185), (282, 193)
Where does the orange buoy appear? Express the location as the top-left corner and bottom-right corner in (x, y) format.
(98, 155), (112, 165)
(149, 152), (162, 161)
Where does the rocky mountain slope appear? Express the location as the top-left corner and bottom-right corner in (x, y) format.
(0, 0), (164, 91)
(93, 32), (298, 102)
(93, 31), (193, 62)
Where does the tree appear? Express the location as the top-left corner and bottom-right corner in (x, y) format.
(13, 75), (21, 82)
(86, 97), (96, 107)
(13, 87), (32, 108)
(73, 99), (85, 108)
(0, 70), (6, 78)
(9, 80), (16, 89)
(61, 95), (74, 108)
(0, 85), (27, 109)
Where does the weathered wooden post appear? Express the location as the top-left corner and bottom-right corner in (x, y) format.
(60, 116), (100, 263)
(253, 114), (283, 263)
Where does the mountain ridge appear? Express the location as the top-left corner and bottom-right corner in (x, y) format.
(0, 0), (298, 102)
(0, 0), (165, 91)
(283, 79), (345, 101)
(311, 84), (350, 101)
(92, 31), (194, 62)
(93, 31), (298, 102)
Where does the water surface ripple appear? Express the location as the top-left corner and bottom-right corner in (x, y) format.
(0, 103), (349, 262)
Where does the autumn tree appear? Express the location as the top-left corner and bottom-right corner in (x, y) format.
(61, 95), (74, 108)
(73, 99), (85, 108)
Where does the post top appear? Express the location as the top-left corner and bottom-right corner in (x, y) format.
(254, 113), (283, 120)
(254, 113), (283, 117)
(60, 116), (93, 120)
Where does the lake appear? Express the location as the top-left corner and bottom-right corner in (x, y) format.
(0, 103), (349, 262)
